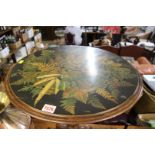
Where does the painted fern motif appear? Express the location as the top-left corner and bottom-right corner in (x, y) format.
(11, 72), (39, 85)
(87, 97), (106, 110)
(11, 48), (137, 112)
(74, 89), (88, 104)
(60, 98), (76, 114)
(33, 74), (62, 105)
(96, 88), (118, 104)
(18, 85), (33, 92)
(34, 79), (56, 105)
(63, 88), (88, 104)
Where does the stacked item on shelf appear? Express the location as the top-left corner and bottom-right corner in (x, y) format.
(0, 35), (10, 59)
(5, 35), (22, 50)
(0, 26), (43, 64)
(34, 30), (42, 43)
(26, 27), (34, 39)
(0, 34), (23, 63)
(34, 29), (44, 49)
(25, 41), (35, 55)
(14, 27), (35, 57)
(14, 46), (27, 62)
(0, 26), (11, 31)
(17, 29), (29, 43)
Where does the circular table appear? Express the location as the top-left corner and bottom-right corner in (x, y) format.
(4, 45), (143, 124)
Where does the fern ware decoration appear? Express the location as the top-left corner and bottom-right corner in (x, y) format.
(33, 74), (62, 106)
(96, 88), (118, 104)
(34, 79), (56, 106)
(87, 96), (106, 110)
(60, 98), (76, 114)
(33, 77), (55, 87)
(9, 46), (140, 116)
(55, 79), (60, 94)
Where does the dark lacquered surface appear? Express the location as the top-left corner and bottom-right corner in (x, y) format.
(9, 45), (139, 115)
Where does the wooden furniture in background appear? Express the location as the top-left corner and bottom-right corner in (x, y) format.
(65, 33), (75, 45)
(97, 45), (120, 55)
(82, 32), (106, 46)
(35, 26), (65, 40)
(119, 45), (152, 60)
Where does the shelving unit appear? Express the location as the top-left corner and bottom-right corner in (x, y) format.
(0, 27), (38, 65)
(0, 28), (12, 36)
(0, 27), (16, 65)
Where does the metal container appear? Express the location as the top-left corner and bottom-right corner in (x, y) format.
(1, 107), (31, 129)
(0, 91), (31, 129)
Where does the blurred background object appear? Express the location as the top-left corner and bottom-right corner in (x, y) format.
(0, 107), (31, 129)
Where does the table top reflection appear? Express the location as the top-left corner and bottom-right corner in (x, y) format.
(4, 45), (143, 124)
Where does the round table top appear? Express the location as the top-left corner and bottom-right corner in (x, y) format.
(4, 45), (143, 124)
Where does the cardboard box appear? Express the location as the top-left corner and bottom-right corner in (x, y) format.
(26, 28), (34, 39)
(12, 26), (21, 35)
(15, 46), (27, 61)
(25, 41), (35, 55)
(0, 46), (10, 58)
(34, 33), (42, 43)
(19, 33), (29, 43)
(8, 40), (22, 50)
